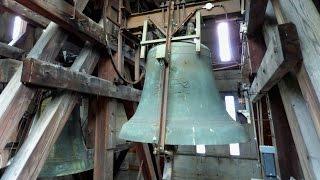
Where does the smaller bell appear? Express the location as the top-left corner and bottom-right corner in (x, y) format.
(39, 111), (93, 177)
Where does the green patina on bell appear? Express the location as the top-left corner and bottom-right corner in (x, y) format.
(38, 101), (128, 177)
(39, 112), (93, 177)
(119, 41), (249, 145)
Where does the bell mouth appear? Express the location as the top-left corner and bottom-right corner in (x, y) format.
(119, 119), (249, 146)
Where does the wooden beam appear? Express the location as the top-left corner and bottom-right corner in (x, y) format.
(0, 42), (25, 59)
(268, 0), (320, 146)
(127, 0), (241, 30)
(2, 43), (100, 180)
(0, 0), (49, 28)
(136, 143), (157, 180)
(94, 55), (118, 180)
(10, 0), (139, 64)
(14, 0), (105, 47)
(249, 23), (302, 102)
(21, 59), (141, 102)
(258, 2), (320, 179)
(246, 0), (268, 36)
(0, 58), (21, 83)
(268, 87), (304, 179)
(246, 33), (266, 74)
(0, 23), (67, 152)
(277, 74), (320, 180)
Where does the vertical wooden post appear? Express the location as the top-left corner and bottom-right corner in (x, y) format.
(134, 47), (141, 81)
(278, 74), (320, 179)
(268, 87), (303, 179)
(117, 0), (124, 75)
(94, 55), (118, 180)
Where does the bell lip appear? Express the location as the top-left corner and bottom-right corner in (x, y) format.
(119, 121), (249, 146)
(39, 160), (93, 177)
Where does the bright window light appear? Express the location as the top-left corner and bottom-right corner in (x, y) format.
(9, 16), (26, 46)
(225, 96), (240, 156)
(196, 145), (206, 154)
(217, 22), (231, 62)
(12, 16), (23, 41)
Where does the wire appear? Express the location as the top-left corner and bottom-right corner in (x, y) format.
(102, 1), (145, 85)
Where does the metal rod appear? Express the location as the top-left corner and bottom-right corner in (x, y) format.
(140, 20), (148, 59)
(158, 0), (174, 151)
(195, 10), (201, 52)
(134, 47), (141, 81)
(141, 34), (198, 45)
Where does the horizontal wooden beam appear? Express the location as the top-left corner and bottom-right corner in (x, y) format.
(14, 0), (105, 47)
(21, 59), (141, 102)
(127, 0), (240, 30)
(0, 58), (21, 83)
(11, 0), (140, 64)
(0, 42), (25, 59)
(249, 23), (301, 102)
(246, 0), (268, 36)
(0, 0), (49, 27)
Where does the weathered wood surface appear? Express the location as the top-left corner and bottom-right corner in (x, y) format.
(0, 58), (21, 83)
(0, 42), (25, 59)
(246, 0), (268, 36)
(278, 74), (320, 180)
(135, 143), (157, 180)
(0, 23), (66, 152)
(0, 0), (49, 27)
(0, 1), (89, 176)
(9, 0), (139, 64)
(21, 59), (141, 102)
(250, 23), (302, 102)
(268, 87), (304, 179)
(127, 0), (240, 30)
(1, 43), (100, 180)
(246, 34), (266, 74)
(267, 0), (320, 148)
(94, 55), (118, 180)
(14, 0), (105, 47)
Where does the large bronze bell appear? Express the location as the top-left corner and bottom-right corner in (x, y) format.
(39, 109), (93, 177)
(119, 41), (248, 145)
